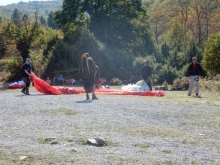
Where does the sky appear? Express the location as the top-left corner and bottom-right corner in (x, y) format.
(0, 0), (51, 6)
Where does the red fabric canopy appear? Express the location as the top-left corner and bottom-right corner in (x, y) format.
(31, 72), (165, 97)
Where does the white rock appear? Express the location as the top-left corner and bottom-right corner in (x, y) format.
(87, 139), (97, 146)
(86, 137), (107, 147)
(19, 156), (29, 161)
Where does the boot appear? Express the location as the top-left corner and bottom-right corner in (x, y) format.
(92, 94), (99, 100)
(86, 94), (90, 100)
(21, 87), (26, 94)
(25, 87), (30, 95)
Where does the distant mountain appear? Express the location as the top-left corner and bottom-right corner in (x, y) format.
(0, 0), (63, 19)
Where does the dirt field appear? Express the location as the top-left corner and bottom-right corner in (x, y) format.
(0, 86), (220, 165)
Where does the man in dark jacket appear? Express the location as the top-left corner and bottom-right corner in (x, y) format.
(141, 61), (152, 91)
(21, 58), (32, 95)
(188, 57), (203, 96)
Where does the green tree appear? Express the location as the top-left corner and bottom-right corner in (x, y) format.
(1, 10), (41, 62)
(202, 31), (220, 75)
(0, 36), (6, 58)
(48, 11), (58, 29)
(40, 16), (46, 26)
(22, 13), (28, 21)
(11, 8), (22, 26)
(54, 0), (158, 59)
(0, 16), (2, 24)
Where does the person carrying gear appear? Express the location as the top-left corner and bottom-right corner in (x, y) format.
(141, 61), (152, 91)
(188, 57), (203, 96)
(21, 58), (32, 95)
(79, 53), (98, 100)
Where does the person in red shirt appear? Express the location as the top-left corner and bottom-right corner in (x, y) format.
(187, 57), (203, 96)
(46, 77), (51, 85)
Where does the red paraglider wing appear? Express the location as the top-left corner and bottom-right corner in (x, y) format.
(31, 72), (61, 95)
(31, 72), (165, 97)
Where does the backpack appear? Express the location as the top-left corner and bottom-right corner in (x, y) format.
(80, 54), (95, 80)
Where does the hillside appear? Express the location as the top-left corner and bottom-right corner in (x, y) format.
(0, 0), (63, 19)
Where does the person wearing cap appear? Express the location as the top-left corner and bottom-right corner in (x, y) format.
(188, 57), (203, 96)
(21, 58), (32, 95)
(141, 61), (152, 91)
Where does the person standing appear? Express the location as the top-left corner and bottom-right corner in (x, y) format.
(94, 61), (101, 89)
(46, 77), (51, 85)
(21, 58), (32, 95)
(141, 61), (152, 91)
(79, 53), (98, 100)
(188, 57), (203, 96)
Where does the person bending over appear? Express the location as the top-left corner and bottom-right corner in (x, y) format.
(79, 53), (98, 100)
(21, 58), (32, 95)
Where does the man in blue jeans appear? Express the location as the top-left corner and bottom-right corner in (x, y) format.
(188, 57), (203, 96)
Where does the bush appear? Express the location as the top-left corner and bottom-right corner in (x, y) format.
(6, 55), (23, 81)
(173, 77), (189, 90)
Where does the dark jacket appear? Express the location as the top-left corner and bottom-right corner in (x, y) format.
(141, 65), (152, 80)
(22, 63), (32, 77)
(188, 63), (203, 76)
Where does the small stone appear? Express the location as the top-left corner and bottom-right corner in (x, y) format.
(51, 140), (58, 145)
(95, 137), (107, 146)
(87, 139), (97, 146)
(19, 156), (29, 161)
(69, 148), (77, 152)
(86, 137), (107, 147)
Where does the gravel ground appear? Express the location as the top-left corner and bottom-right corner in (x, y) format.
(0, 90), (220, 165)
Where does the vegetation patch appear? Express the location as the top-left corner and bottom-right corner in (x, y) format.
(162, 150), (172, 154)
(105, 139), (119, 147)
(164, 160), (175, 165)
(133, 143), (150, 148)
(40, 107), (78, 116)
(37, 137), (56, 144)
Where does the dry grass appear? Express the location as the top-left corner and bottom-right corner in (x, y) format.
(133, 143), (150, 148)
(162, 149), (172, 154)
(151, 90), (220, 106)
(40, 107), (79, 116)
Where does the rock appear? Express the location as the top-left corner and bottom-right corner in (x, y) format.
(87, 139), (97, 146)
(19, 156), (29, 161)
(50, 140), (58, 145)
(69, 148), (77, 152)
(95, 137), (107, 146)
(86, 137), (107, 147)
